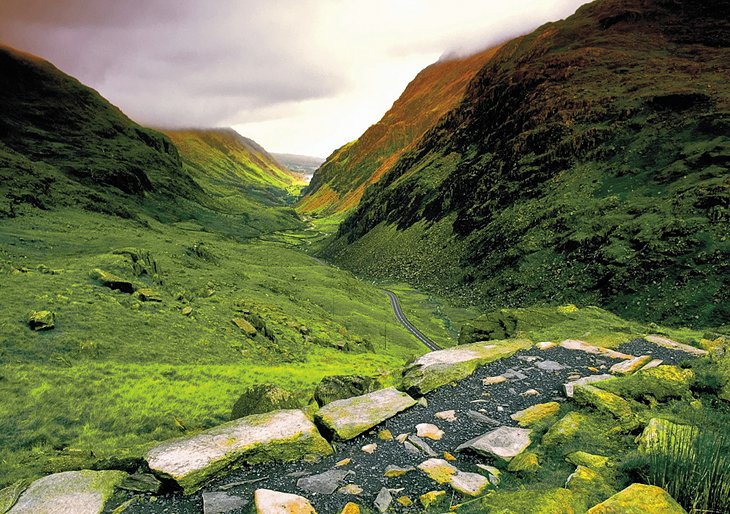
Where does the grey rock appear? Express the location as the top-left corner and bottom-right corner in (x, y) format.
(313, 375), (380, 407)
(466, 410), (500, 425)
(202, 491), (248, 514)
(502, 369), (528, 380)
(563, 374), (613, 398)
(403, 441), (422, 455)
(117, 473), (161, 494)
(457, 426), (531, 463)
(536, 360), (566, 372)
(407, 435), (437, 457)
(296, 469), (351, 495)
(374, 487), (392, 513)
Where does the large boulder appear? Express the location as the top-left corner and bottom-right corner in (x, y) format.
(230, 384), (299, 420)
(596, 365), (695, 403)
(315, 387), (416, 440)
(146, 409), (332, 494)
(542, 411), (588, 447)
(92, 269), (135, 293)
(456, 426), (531, 463)
(402, 339), (532, 395)
(573, 384), (635, 428)
(313, 375), (380, 406)
(587, 483), (687, 513)
(7, 470), (126, 514)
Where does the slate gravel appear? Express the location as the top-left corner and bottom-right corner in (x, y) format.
(103, 338), (701, 514)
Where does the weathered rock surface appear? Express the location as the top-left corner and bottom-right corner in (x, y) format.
(511, 402), (560, 427)
(506, 451), (540, 472)
(254, 489), (316, 514)
(297, 469), (351, 495)
(373, 487), (392, 513)
(315, 387), (416, 441)
(230, 384), (298, 420)
(7, 470), (126, 514)
(536, 360), (566, 372)
(27, 310), (55, 331)
(610, 355), (652, 375)
(313, 375), (380, 407)
(0, 481), (28, 514)
(565, 451), (609, 470)
(117, 473), (161, 494)
(563, 374), (612, 398)
(136, 288), (162, 302)
(560, 340), (632, 359)
(644, 335), (707, 356)
(586, 483), (687, 513)
(635, 418), (695, 452)
(384, 465), (415, 477)
(456, 426), (531, 462)
(202, 491), (248, 514)
(417, 458), (490, 496)
(232, 318), (257, 336)
(402, 339), (532, 395)
(542, 412), (587, 447)
(146, 409), (332, 493)
(573, 384), (635, 427)
(416, 423), (444, 440)
(92, 269), (135, 293)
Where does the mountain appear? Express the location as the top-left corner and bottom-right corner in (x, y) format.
(0, 44), (199, 219)
(298, 46), (502, 215)
(161, 128), (305, 205)
(324, 0), (730, 327)
(271, 153), (324, 176)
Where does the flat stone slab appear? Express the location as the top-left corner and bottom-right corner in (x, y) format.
(536, 360), (566, 371)
(417, 458), (490, 496)
(8, 470), (126, 514)
(146, 409), (333, 493)
(587, 483), (687, 513)
(610, 355), (652, 375)
(203, 491), (248, 514)
(315, 387), (416, 441)
(254, 489), (316, 513)
(563, 374), (613, 397)
(644, 335), (707, 356)
(456, 426), (531, 463)
(402, 339), (532, 395)
(296, 469), (351, 495)
(560, 340), (633, 360)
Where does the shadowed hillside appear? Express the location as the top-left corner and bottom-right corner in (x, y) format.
(325, 0), (730, 327)
(299, 46), (502, 215)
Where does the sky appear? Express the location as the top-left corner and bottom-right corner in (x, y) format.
(0, 0), (590, 157)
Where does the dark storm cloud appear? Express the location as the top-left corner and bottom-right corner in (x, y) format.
(0, 0), (346, 127)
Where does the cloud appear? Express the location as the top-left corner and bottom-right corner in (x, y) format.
(0, 0), (590, 156)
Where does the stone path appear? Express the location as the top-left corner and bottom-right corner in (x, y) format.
(100, 337), (700, 513)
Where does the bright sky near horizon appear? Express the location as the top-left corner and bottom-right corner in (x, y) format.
(0, 0), (590, 157)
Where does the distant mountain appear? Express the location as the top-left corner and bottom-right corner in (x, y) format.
(272, 153), (324, 176)
(0, 44), (199, 219)
(325, 0), (730, 327)
(298, 46), (502, 215)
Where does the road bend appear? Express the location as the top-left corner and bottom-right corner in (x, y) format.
(383, 289), (441, 351)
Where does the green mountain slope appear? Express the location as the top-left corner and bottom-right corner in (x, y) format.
(0, 44), (199, 220)
(298, 46), (502, 215)
(326, 0), (730, 327)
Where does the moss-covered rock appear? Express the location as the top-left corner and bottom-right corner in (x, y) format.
(565, 451), (609, 470)
(478, 488), (580, 514)
(402, 338), (532, 395)
(313, 375), (380, 407)
(146, 409), (333, 494)
(586, 483), (687, 513)
(635, 418), (695, 453)
(541, 411), (588, 447)
(573, 384), (636, 428)
(0, 480), (29, 514)
(609, 355), (653, 375)
(511, 402), (560, 427)
(419, 490), (447, 511)
(92, 269), (135, 293)
(507, 451), (540, 473)
(596, 365), (694, 403)
(417, 458), (490, 497)
(230, 384), (298, 420)
(315, 387), (416, 441)
(7, 470), (126, 514)
(135, 288), (162, 302)
(232, 317), (257, 336)
(27, 310), (55, 331)
(565, 466), (616, 506)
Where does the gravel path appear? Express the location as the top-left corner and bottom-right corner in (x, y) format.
(104, 339), (699, 513)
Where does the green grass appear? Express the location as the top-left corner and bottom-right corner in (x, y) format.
(0, 208), (428, 486)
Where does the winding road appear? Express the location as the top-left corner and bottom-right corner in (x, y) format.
(383, 289), (442, 351)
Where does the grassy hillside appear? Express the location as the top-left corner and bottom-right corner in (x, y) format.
(298, 46), (502, 215)
(326, 0), (730, 328)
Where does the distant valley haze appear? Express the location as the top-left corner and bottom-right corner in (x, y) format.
(0, 0), (590, 157)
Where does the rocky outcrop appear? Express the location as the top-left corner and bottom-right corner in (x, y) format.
(92, 269), (135, 293)
(230, 384), (298, 420)
(146, 409), (332, 493)
(402, 339), (532, 395)
(7, 470), (126, 514)
(573, 384), (635, 428)
(587, 483), (687, 513)
(313, 375), (380, 407)
(315, 387), (416, 441)
(456, 426), (531, 463)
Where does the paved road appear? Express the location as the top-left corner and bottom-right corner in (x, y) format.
(383, 289), (441, 351)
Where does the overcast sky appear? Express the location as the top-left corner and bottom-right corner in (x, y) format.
(0, 1), (590, 157)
